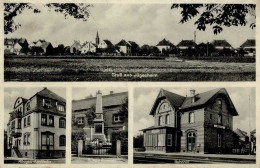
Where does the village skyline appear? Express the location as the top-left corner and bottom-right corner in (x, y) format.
(6, 3), (255, 48)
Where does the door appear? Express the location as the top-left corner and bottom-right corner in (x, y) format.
(187, 132), (196, 152)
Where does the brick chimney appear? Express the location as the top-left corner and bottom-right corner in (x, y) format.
(190, 89), (196, 103)
(95, 90), (103, 114)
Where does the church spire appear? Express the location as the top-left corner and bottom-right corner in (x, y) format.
(96, 31), (100, 45)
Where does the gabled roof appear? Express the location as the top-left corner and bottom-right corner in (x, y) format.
(180, 88), (238, 116)
(40, 42), (52, 50)
(211, 40), (232, 47)
(36, 88), (65, 103)
(181, 88), (221, 109)
(149, 89), (186, 115)
(234, 128), (248, 137)
(177, 40), (197, 47)
(82, 41), (97, 47)
(240, 39), (255, 48)
(103, 40), (113, 47)
(150, 88), (238, 116)
(4, 38), (15, 45)
(156, 38), (174, 46)
(117, 39), (131, 46)
(250, 129), (256, 134)
(72, 92), (127, 111)
(71, 41), (82, 48)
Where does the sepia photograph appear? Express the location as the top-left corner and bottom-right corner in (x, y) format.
(4, 87), (66, 164)
(71, 88), (128, 164)
(4, 3), (256, 81)
(133, 87), (256, 164)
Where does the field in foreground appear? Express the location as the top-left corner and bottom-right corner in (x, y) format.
(4, 58), (255, 81)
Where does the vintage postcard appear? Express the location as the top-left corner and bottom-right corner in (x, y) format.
(0, 0), (259, 168)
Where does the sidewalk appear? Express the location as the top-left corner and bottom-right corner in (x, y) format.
(71, 155), (128, 164)
(4, 157), (65, 164)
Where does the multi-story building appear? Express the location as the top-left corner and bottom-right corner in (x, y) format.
(142, 88), (238, 154)
(6, 88), (66, 159)
(72, 91), (128, 144)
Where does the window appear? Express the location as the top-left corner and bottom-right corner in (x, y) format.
(217, 133), (222, 147)
(43, 99), (51, 109)
(27, 116), (31, 126)
(26, 102), (30, 111)
(113, 114), (121, 122)
(59, 135), (66, 146)
(11, 121), (15, 129)
(218, 99), (222, 110)
(18, 119), (21, 129)
(57, 105), (65, 112)
(158, 116), (162, 126)
(77, 117), (84, 125)
(24, 118), (26, 127)
(167, 134), (172, 146)
(95, 124), (103, 134)
(189, 112), (195, 123)
(41, 132), (54, 150)
(166, 114), (170, 125)
(41, 114), (47, 126)
(59, 118), (66, 128)
(218, 114), (222, 124)
(23, 133), (30, 145)
(210, 114), (212, 120)
(49, 115), (54, 126)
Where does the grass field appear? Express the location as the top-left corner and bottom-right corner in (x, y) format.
(4, 58), (255, 81)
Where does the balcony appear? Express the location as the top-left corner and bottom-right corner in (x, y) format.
(11, 128), (22, 138)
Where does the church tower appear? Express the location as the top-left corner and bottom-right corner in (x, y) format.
(96, 31), (100, 45)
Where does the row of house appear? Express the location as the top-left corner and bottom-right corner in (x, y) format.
(4, 33), (255, 56)
(4, 38), (54, 55)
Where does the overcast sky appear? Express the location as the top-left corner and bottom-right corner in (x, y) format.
(6, 3), (255, 48)
(4, 87), (66, 129)
(134, 87), (256, 137)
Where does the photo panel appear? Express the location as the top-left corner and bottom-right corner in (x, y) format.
(4, 87), (66, 164)
(133, 87), (256, 164)
(3, 3), (256, 81)
(71, 87), (128, 164)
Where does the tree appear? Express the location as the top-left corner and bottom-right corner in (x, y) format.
(57, 44), (65, 55)
(134, 134), (144, 148)
(171, 4), (256, 34)
(118, 97), (128, 122)
(86, 104), (96, 126)
(4, 3), (92, 34)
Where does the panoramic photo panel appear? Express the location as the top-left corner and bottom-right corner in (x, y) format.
(4, 3), (256, 81)
(4, 87), (66, 164)
(71, 88), (128, 164)
(133, 87), (256, 164)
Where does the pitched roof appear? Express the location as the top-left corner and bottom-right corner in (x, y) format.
(180, 88), (221, 109)
(141, 125), (175, 131)
(240, 39), (255, 48)
(40, 42), (52, 49)
(234, 128), (248, 137)
(36, 88), (65, 103)
(156, 38), (174, 46)
(177, 40), (197, 47)
(4, 38), (15, 45)
(211, 40), (232, 47)
(149, 89), (186, 115)
(72, 92), (127, 111)
(150, 88), (238, 116)
(117, 39), (131, 46)
(103, 40), (113, 47)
